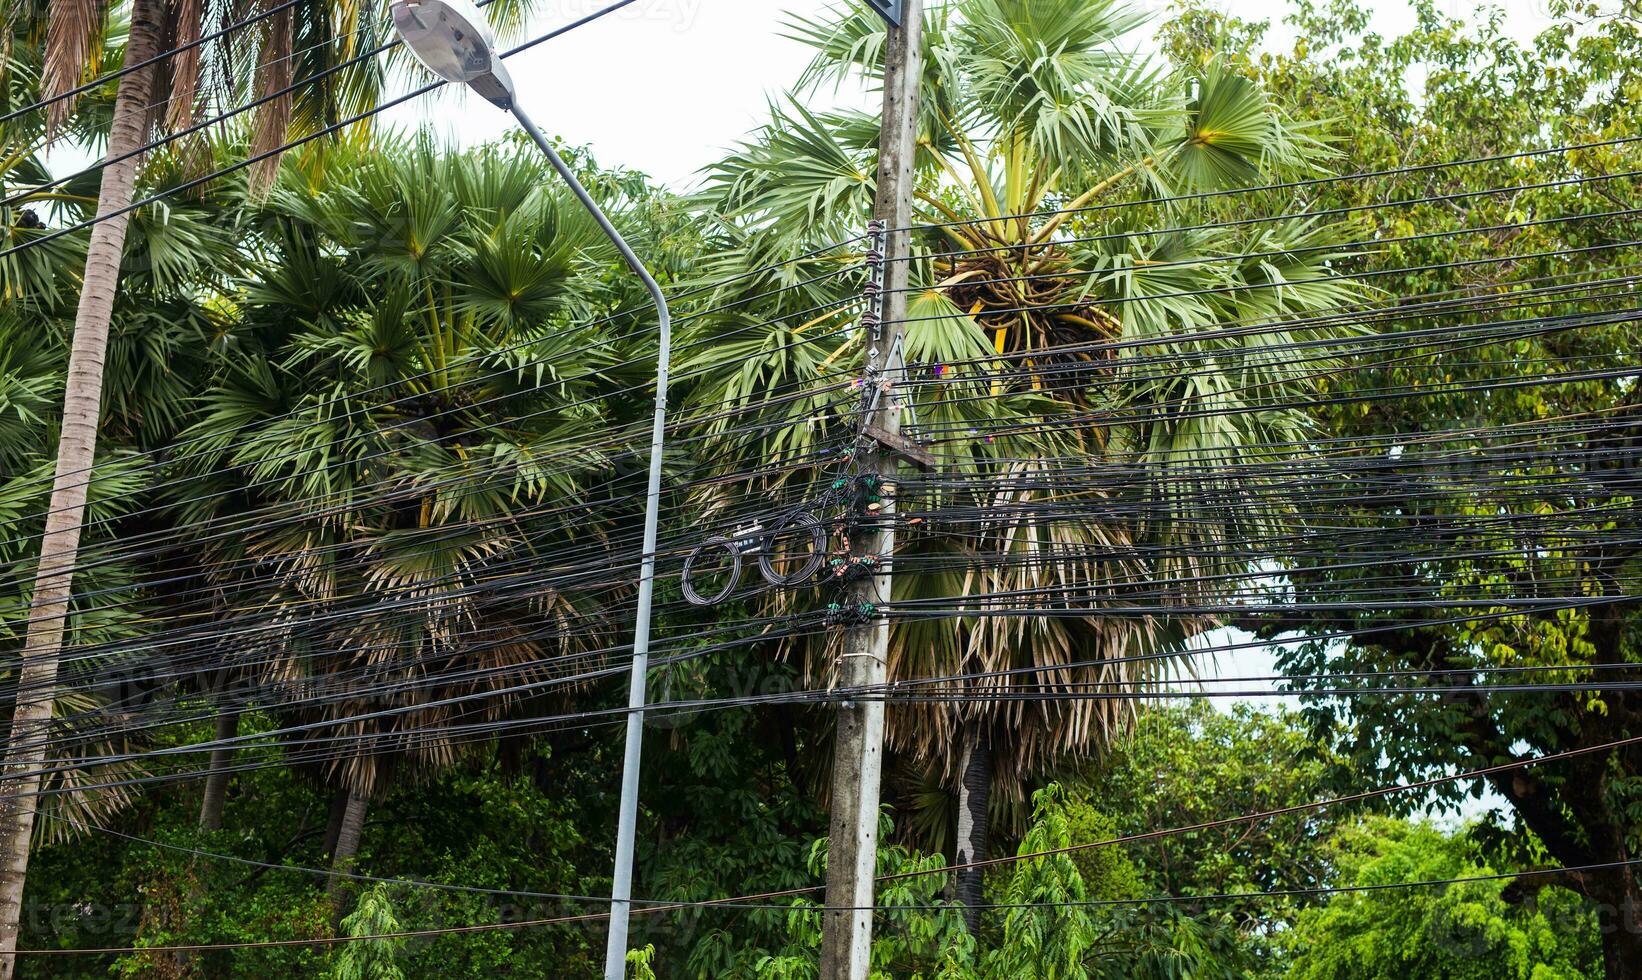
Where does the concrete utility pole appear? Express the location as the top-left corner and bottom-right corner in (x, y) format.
(819, 2), (922, 977)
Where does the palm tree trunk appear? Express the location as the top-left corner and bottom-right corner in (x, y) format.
(323, 785), (350, 859)
(0, 2), (162, 973)
(327, 786), (369, 919)
(954, 723), (991, 934)
(197, 709), (240, 831)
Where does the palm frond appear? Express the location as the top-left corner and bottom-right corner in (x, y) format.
(41, 0), (101, 135)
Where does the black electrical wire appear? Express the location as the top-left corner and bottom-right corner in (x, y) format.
(0, 0), (646, 261)
(890, 134), (1642, 236)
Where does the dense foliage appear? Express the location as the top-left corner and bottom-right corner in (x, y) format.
(1, 0), (1639, 977)
(1164, 0), (1642, 971)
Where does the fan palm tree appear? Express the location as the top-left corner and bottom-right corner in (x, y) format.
(0, 290), (165, 850)
(167, 134), (632, 904)
(682, 0), (1365, 926)
(0, 0), (432, 964)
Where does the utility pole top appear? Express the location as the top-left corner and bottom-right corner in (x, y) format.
(864, 0), (903, 26)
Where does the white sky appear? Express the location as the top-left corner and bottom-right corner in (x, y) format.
(379, 0), (1560, 189)
(381, 0), (852, 188)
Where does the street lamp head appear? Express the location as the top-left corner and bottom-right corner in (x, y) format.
(389, 0), (515, 108)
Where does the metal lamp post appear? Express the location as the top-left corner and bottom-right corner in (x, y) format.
(387, 3), (667, 975)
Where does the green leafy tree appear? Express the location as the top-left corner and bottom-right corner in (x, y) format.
(331, 884), (406, 980)
(1157, 0), (1642, 972)
(13, 724), (606, 977)
(633, 657), (828, 979)
(742, 789), (1252, 979)
(1284, 819), (1602, 980)
(1080, 701), (1358, 955)
(627, 944), (659, 980)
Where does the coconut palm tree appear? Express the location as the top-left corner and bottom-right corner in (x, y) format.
(0, 0), (405, 964)
(0, 123), (242, 967)
(5, 2), (253, 890)
(682, 0), (1364, 927)
(166, 134), (636, 904)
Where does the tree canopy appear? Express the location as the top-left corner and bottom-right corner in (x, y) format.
(1, 0), (1639, 977)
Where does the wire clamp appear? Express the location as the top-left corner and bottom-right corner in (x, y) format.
(825, 601), (879, 627)
(862, 220), (887, 349)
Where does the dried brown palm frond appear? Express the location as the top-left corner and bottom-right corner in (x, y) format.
(164, 0), (204, 129)
(883, 472), (1208, 806)
(30, 691), (147, 846)
(258, 514), (615, 798)
(0, 0), (24, 78)
(41, 0), (103, 135)
(247, 0), (292, 193)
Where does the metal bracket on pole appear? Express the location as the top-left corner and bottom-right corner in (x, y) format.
(862, 422), (935, 469)
(864, 0), (903, 26)
(858, 336), (935, 469)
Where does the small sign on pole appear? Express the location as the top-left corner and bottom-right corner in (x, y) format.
(864, 0), (902, 26)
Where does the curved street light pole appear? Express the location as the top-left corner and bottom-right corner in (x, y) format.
(513, 105), (670, 980)
(386, 4), (668, 975)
